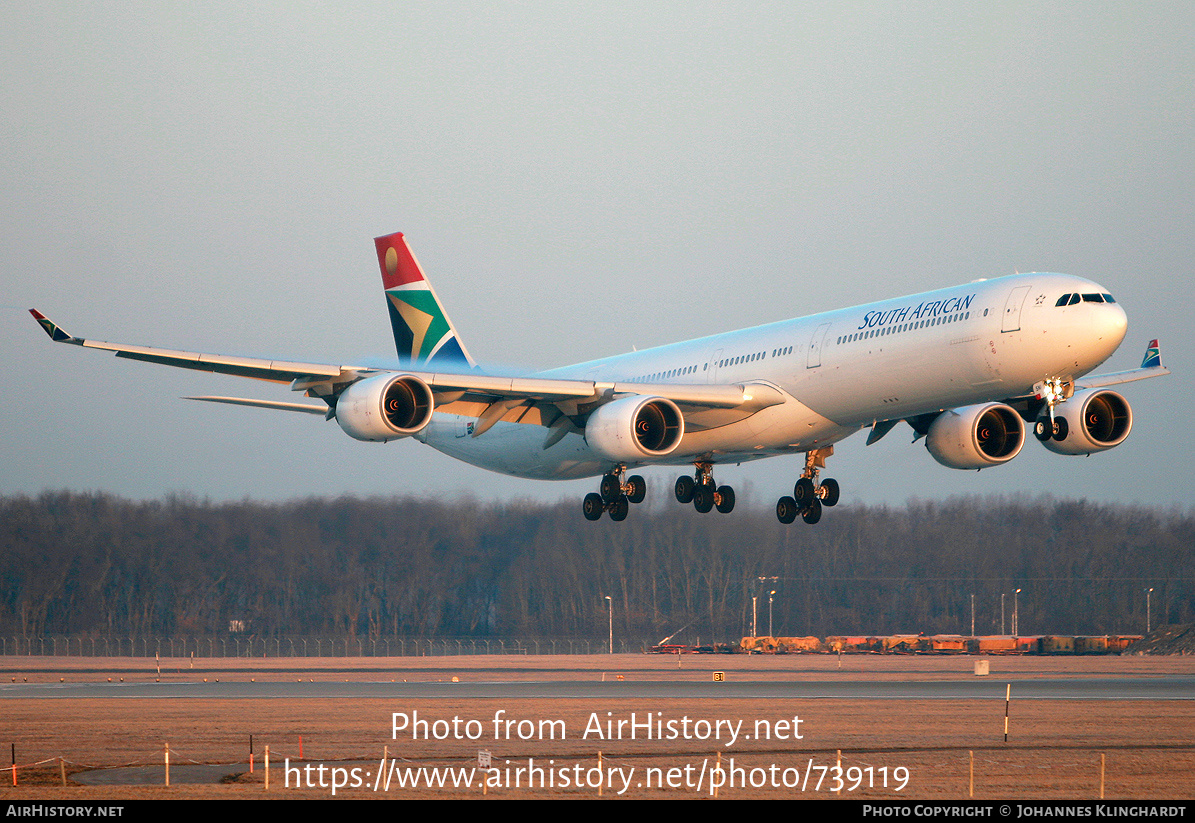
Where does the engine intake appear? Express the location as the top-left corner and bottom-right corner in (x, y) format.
(1038, 389), (1132, 455)
(925, 403), (1025, 469)
(586, 395), (685, 462)
(335, 373), (434, 442)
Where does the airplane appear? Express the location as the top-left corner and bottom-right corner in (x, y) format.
(30, 231), (1169, 524)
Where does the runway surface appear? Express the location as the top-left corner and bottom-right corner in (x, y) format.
(4, 676), (1194, 700)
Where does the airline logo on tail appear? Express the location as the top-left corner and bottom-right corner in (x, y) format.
(1141, 339), (1161, 369)
(29, 309), (75, 343)
(374, 232), (475, 368)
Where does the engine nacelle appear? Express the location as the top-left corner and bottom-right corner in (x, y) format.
(585, 395), (685, 462)
(925, 402), (1025, 469)
(335, 373), (434, 442)
(1037, 389), (1132, 455)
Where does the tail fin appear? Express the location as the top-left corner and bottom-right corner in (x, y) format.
(1141, 339), (1161, 369)
(374, 232), (476, 369)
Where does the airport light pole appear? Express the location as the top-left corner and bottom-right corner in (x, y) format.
(604, 596), (612, 654)
(769, 590), (776, 638)
(754, 576), (777, 638)
(1001, 593), (1006, 635)
(970, 594), (975, 637)
(1146, 588), (1154, 633)
(1013, 588), (1021, 636)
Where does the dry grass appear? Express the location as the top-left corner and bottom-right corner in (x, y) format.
(1, 654), (1193, 800)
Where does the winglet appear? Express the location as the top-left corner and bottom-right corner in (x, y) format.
(29, 310), (81, 344)
(1141, 339), (1162, 369)
(373, 232), (476, 368)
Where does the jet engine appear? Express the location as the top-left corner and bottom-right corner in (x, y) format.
(1036, 388), (1132, 455)
(925, 402), (1025, 469)
(585, 395), (685, 462)
(335, 373), (434, 442)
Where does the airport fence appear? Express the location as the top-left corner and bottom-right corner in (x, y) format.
(0, 635), (658, 658)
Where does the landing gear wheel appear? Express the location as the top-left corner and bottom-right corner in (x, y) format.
(776, 496), (798, 524)
(693, 484), (715, 514)
(801, 496), (823, 525)
(674, 475), (695, 504)
(626, 475), (646, 504)
(794, 477), (816, 505)
(820, 478), (840, 507)
(1034, 418), (1052, 442)
(1051, 417), (1069, 442)
(600, 473), (622, 503)
(582, 493), (604, 521)
(608, 495), (630, 521)
(714, 485), (735, 514)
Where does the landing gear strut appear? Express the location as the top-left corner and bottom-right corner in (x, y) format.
(582, 467), (647, 522)
(777, 447), (839, 525)
(675, 462), (735, 515)
(1032, 376), (1074, 443)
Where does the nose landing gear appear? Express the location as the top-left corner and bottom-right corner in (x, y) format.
(582, 467), (647, 522)
(777, 448), (838, 525)
(1032, 376), (1075, 442)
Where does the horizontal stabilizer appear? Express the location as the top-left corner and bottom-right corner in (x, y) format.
(185, 396), (329, 415)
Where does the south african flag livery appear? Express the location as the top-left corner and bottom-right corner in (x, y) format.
(1141, 339), (1161, 369)
(374, 232), (475, 368)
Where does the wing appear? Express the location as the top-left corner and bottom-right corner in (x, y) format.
(30, 310), (354, 384)
(1074, 338), (1169, 389)
(29, 310), (784, 431)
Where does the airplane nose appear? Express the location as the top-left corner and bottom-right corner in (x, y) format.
(1108, 302), (1128, 341)
(1099, 302), (1128, 355)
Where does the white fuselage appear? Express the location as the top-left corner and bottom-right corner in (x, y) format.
(417, 273), (1128, 479)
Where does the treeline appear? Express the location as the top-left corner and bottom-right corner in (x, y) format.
(1, 492), (1191, 643)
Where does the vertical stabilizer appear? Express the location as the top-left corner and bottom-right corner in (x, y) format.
(374, 232), (476, 369)
(1141, 339), (1161, 369)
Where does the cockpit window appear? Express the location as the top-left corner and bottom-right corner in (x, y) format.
(1068, 293), (1081, 306)
(1081, 293), (1105, 303)
(1055, 294), (1070, 307)
(1102, 293), (1116, 303)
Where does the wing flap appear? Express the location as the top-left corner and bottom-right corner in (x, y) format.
(425, 372), (597, 401)
(109, 345), (345, 384)
(411, 373), (779, 410)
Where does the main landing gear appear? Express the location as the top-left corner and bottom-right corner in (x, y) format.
(776, 448), (839, 525)
(582, 467), (647, 522)
(674, 462), (735, 515)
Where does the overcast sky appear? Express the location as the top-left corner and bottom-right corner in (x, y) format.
(2, 3), (1191, 512)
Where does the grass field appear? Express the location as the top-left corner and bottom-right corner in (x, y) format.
(1, 654), (1192, 800)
